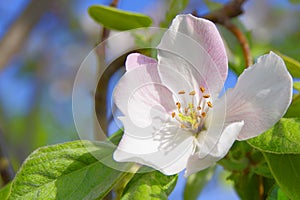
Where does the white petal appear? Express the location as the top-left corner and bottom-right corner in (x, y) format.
(185, 121), (244, 176)
(125, 53), (157, 71)
(113, 64), (175, 127)
(219, 52), (293, 140)
(157, 14), (227, 98)
(113, 119), (194, 175)
(193, 96), (228, 158)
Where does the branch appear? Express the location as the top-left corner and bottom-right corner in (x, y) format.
(0, 128), (14, 186)
(201, 0), (247, 24)
(0, 0), (52, 71)
(94, 0), (119, 138)
(197, 0), (253, 67)
(224, 21), (253, 67)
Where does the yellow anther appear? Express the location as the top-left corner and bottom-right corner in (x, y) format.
(178, 90), (185, 94)
(201, 112), (206, 118)
(176, 102), (181, 109)
(203, 94), (210, 98)
(189, 91), (196, 95)
(197, 106), (201, 110)
(181, 124), (186, 128)
(171, 112), (176, 118)
(200, 87), (205, 93)
(207, 101), (213, 108)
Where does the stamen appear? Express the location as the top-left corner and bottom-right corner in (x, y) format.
(174, 86), (212, 131)
(184, 108), (188, 114)
(200, 87), (205, 93)
(207, 101), (213, 108)
(176, 102), (181, 109)
(171, 112), (176, 118)
(189, 91), (196, 95)
(203, 94), (210, 98)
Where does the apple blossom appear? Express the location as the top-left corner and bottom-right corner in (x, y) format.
(112, 14), (292, 176)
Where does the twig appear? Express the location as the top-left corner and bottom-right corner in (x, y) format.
(0, 0), (52, 71)
(196, 0), (253, 67)
(201, 0), (247, 24)
(258, 176), (264, 200)
(224, 20), (253, 67)
(94, 0), (120, 138)
(110, 0), (119, 8)
(0, 128), (14, 186)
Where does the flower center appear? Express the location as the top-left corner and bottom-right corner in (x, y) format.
(171, 86), (213, 133)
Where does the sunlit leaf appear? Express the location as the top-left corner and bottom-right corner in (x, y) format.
(88, 5), (152, 30)
(183, 166), (215, 200)
(248, 118), (300, 154)
(264, 153), (300, 200)
(0, 183), (11, 200)
(276, 52), (300, 78)
(121, 168), (177, 200)
(7, 140), (130, 200)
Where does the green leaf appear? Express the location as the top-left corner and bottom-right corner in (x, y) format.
(160, 0), (189, 28)
(219, 141), (252, 171)
(229, 172), (261, 200)
(248, 118), (300, 154)
(88, 5), (152, 31)
(276, 52), (300, 78)
(8, 140), (130, 200)
(121, 169), (178, 200)
(264, 153), (300, 200)
(183, 166), (215, 200)
(267, 184), (289, 200)
(108, 128), (123, 145)
(294, 82), (300, 91)
(0, 183), (11, 200)
(284, 94), (300, 118)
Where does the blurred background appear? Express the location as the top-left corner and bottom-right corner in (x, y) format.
(0, 0), (299, 199)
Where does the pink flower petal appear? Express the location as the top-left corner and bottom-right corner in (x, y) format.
(219, 52), (293, 140)
(125, 53), (157, 71)
(113, 62), (175, 127)
(157, 14), (228, 97)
